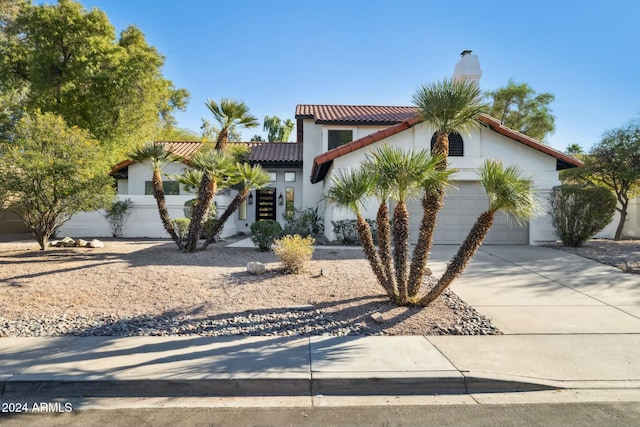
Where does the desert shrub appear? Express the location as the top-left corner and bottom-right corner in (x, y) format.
(183, 198), (216, 219)
(550, 185), (616, 247)
(331, 219), (377, 245)
(273, 234), (315, 274)
(103, 198), (134, 237)
(250, 220), (282, 251)
(172, 218), (191, 240)
(282, 207), (324, 237)
(202, 217), (219, 241)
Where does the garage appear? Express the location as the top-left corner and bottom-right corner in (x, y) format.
(406, 181), (529, 245)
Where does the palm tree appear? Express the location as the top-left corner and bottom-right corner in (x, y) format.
(326, 168), (396, 299)
(205, 98), (259, 151)
(408, 78), (486, 296)
(200, 162), (271, 250)
(128, 142), (184, 249)
(183, 147), (236, 251)
(420, 160), (539, 306)
(365, 145), (436, 304)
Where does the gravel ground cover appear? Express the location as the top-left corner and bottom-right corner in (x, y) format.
(0, 235), (498, 337)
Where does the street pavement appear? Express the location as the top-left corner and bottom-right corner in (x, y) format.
(1, 244), (639, 406)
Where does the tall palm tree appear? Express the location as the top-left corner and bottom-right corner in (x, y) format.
(200, 163), (271, 250)
(205, 98), (259, 151)
(183, 147), (236, 251)
(128, 142), (184, 249)
(365, 145), (435, 304)
(326, 168), (396, 299)
(409, 78), (486, 296)
(420, 160), (539, 306)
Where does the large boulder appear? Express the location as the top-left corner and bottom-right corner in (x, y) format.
(88, 239), (104, 248)
(246, 262), (266, 275)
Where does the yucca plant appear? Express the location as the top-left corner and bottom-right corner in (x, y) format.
(420, 160), (539, 306)
(128, 142), (184, 249)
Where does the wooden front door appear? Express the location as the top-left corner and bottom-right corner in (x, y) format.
(256, 188), (276, 221)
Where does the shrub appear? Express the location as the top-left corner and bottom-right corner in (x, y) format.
(202, 217), (219, 241)
(282, 207), (324, 237)
(172, 218), (191, 240)
(250, 220), (282, 251)
(550, 185), (616, 247)
(183, 198), (216, 219)
(103, 198), (134, 237)
(331, 219), (377, 245)
(273, 234), (315, 274)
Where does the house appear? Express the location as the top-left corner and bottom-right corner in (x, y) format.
(56, 51), (590, 244)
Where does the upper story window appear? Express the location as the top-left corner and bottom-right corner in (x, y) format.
(328, 130), (353, 150)
(145, 181), (180, 195)
(430, 132), (464, 156)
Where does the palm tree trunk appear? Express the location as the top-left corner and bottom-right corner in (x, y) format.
(432, 133), (449, 170)
(407, 189), (443, 298)
(420, 211), (494, 306)
(356, 216), (395, 299)
(376, 201), (397, 297)
(215, 128), (228, 151)
(393, 202), (410, 303)
(184, 174), (217, 252)
(200, 189), (248, 250)
(152, 170), (184, 250)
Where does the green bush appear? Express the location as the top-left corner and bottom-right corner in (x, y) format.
(331, 219), (377, 245)
(183, 198), (216, 219)
(273, 234), (315, 274)
(172, 218), (191, 240)
(550, 185), (616, 247)
(250, 220), (282, 251)
(282, 207), (324, 237)
(103, 198), (134, 237)
(202, 217), (219, 241)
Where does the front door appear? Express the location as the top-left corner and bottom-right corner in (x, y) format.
(256, 188), (276, 221)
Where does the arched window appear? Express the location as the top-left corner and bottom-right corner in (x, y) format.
(430, 132), (464, 156)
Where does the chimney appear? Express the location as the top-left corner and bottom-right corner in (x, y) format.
(453, 50), (482, 87)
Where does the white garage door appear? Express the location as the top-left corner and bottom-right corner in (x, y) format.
(406, 181), (528, 245)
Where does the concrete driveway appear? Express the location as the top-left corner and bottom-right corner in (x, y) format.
(428, 244), (640, 334)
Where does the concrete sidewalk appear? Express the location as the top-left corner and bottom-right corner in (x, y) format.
(1, 245), (639, 399)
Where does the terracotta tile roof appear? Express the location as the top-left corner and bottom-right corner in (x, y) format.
(310, 112), (583, 183)
(296, 104), (417, 125)
(111, 141), (302, 175)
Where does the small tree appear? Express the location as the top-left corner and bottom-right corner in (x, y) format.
(0, 112), (114, 249)
(263, 115), (295, 142)
(103, 198), (134, 237)
(550, 185), (616, 247)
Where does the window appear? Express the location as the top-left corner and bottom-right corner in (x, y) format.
(284, 172), (296, 182)
(145, 181), (180, 195)
(267, 171), (277, 182)
(430, 132), (464, 156)
(285, 187), (294, 219)
(328, 130), (353, 150)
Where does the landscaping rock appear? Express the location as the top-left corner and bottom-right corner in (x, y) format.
(88, 239), (104, 248)
(247, 261), (266, 275)
(61, 237), (75, 247)
(75, 239), (88, 247)
(371, 312), (385, 323)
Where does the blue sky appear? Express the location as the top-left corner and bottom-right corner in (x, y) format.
(73, 0), (640, 151)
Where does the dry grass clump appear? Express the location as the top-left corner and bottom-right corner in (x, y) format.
(272, 234), (315, 274)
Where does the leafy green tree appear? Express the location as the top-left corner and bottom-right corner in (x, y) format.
(250, 135), (265, 142)
(263, 115), (295, 142)
(420, 160), (539, 306)
(410, 77), (486, 294)
(484, 79), (555, 142)
(563, 121), (640, 240)
(0, 112), (114, 250)
(0, 0), (188, 159)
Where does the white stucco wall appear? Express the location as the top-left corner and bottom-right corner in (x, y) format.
(316, 121), (564, 244)
(595, 197), (639, 239)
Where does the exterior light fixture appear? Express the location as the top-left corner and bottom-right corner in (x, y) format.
(248, 193), (253, 205)
(278, 194), (284, 205)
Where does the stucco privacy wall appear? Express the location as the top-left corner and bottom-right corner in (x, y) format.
(322, 121), (562, 244)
